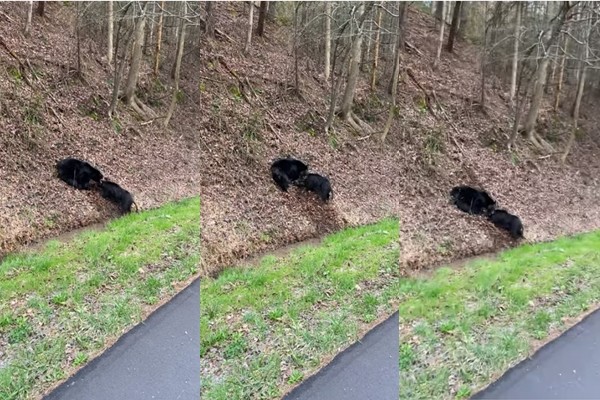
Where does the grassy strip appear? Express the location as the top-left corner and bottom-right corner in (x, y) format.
(399, 230), (600, 399)
(0, 197), (200, 400)
(200, 218), (400, 400)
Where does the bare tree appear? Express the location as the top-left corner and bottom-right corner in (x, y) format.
(109, 3), (135, 118)
(382, 2), (407, 143)
(554, 31), (568, 112)
(447, 1), (462, 52)
(523, 1), (573, 150)
(562, 3), (592, 163)
(25, 1), (33, 37)
(108, 1), (114, 65)
(164, 3), (187, 128)
(433, 1), (446, 69)
(153, 0), (165, 76)
(205, 1), (215, 38)
(509, 2), (521, 104)
(76, 1), (82, 77)
(257, 1), (268, 36)
(370, 2), (383, 91)
(340, 2), (374, 133)
(324, 1), (331, 81)
(244, 1), (255, 54)
(123, 2), (156, 120)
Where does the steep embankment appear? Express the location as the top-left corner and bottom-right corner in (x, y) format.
(1, 3), (598, 275)
(201, 4), (600, 275)
(0, 2), (201, 257)
(396, 9), (600, 269)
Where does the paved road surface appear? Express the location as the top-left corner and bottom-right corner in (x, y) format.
(44, 278), (200, 400)
(284, 311), (399, 400)
(473, 308), (600, 399)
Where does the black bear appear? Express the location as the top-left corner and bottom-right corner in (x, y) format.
(450, 185), (496, 215)
(99, 180), (138, 214)
(488, 209), (524, 239)
(270, 157), (308, 192)
(297, 173), (333, 202)
(56, 158), (103, 190)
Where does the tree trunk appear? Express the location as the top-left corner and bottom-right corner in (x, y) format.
(124, 5), (147, 105)
(433, 1), (446, 69)
(382, 2), (407, 143)
(293, 2), (299, 92)
(76, 1), (82, 77)
(554, 31), (568, 111)
(267, 1), (277, 21)
(523, 57), (550, 141)
(524, 2), (571, 144)
(387, 1), (407, 95)
(164, 4), (187, 128)
(340, 2), (373, 120)
(37, 1), (45, 17)
(244, 1), (254, 54)
(562, 4), (591, 163)
(480, 2), (488, 108)
(509, 2), (520, 104)
(446, 1), (462, 52)
(458, 1), (469, 37)
(25, 1), (33, 37)
(324, 1), (331, 81)
(257, 1), (268, 36)
(153, 0), (165, 76)
(109, 21), (135, 119)
(107, 1), (114, 65)
(206, 1), (215, 37)
(435, 1), (444, 23)
(370, 3), (383, 91)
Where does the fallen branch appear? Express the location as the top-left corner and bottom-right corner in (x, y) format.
(406, 68), (436, 118)
(0, 10), (14, 23)
(404, 40), (424, 56)
(431, 90), (465, 156)
(0, 35), (33, 87)
(217, 56), (252, 106)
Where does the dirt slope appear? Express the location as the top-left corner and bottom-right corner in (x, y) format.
(0, 2), (201, 256)
(396, 9), (600, 269)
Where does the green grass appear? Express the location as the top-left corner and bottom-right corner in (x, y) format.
(200, 218), (400, 400)
(0, 197), (199, 400)
(399, 230), (600, 399)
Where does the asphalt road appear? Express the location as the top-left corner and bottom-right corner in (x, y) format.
(283, 311), (399, 400)
(473, 307), (600, 399)
(44, 278), (200, 400)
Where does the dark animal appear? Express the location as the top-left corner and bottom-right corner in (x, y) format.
(270, 157), (308, 192)
(488, 209), (524, 239)
(450, 185), (496, 215)
(56, 158), (103, 190)
(297, 173), (333, 202)
(99, 180), (138, 214)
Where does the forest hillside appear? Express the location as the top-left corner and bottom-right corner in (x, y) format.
(0, 2), (599, 276)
